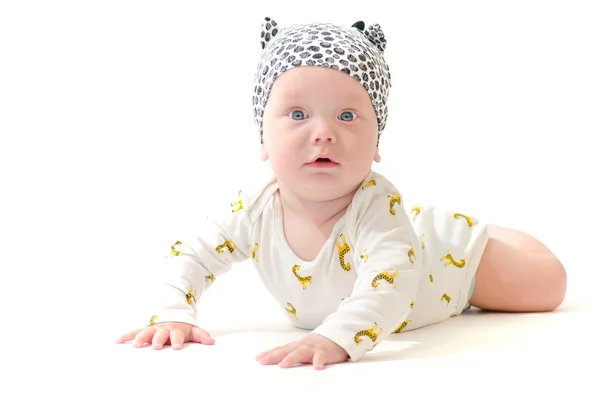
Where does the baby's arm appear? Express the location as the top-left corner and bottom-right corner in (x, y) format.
(148, 190), (252, 327)
(311, 191), (422, 362)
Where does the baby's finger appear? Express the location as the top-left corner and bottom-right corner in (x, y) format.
(312, 350), (327, 370)
(115, 328), (143, 343)
(190, 327), (215, 345)
(279, 348), (308, 368)
(255, 344), (283, 360)
(151, 327), (170, 350)
(132, 327), (155, 348)
(259, 345), (292, 365)
(170, 329), (185, 349)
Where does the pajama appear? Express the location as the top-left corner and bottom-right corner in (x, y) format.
(150, 170), (489, 362)
(400, 204), (489, 331)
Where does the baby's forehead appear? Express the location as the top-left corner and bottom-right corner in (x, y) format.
(269, 66), (371, 99)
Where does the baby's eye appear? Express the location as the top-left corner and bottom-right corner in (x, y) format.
(290, 110), (307, 120)
(338, 111), (356, 121)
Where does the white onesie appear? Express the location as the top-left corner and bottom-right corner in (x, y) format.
(150, 170), (489, 362)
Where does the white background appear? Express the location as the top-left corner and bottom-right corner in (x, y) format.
(1, 1), (599, 394)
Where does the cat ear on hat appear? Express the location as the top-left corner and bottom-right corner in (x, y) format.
(352, 21), (387, 53)
(260, 17), (279, 49)
(365, 23), (387, 52)
(351, 20), (365, 31)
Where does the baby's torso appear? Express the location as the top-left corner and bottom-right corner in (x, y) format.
(248, 191), (361, 329)
(237, 170), (482, 332)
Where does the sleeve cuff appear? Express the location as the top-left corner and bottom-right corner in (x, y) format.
(148, 309), (198, 328)
(311, 320), (378, 362)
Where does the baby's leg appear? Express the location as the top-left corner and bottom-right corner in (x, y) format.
(468, 225), (567, 312)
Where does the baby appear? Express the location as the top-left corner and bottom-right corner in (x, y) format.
(117, 17), (567, 369)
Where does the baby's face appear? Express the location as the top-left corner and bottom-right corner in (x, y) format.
(260, 66), (380, 201)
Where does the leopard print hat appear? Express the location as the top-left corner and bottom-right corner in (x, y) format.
(252, 17), (392, 144)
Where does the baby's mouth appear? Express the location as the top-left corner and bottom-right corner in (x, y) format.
(307, 157), (339, 167)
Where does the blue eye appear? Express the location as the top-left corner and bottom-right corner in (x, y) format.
(339, 111), (355, 121)
(290, 110), (306, 120)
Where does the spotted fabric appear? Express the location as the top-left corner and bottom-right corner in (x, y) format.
(252, 17), (392, 144)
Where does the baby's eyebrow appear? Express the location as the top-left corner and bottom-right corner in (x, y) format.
(278, 91), (305, 101)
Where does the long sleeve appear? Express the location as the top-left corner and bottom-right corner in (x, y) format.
(311, 187), (423, 362)
(147, 189), (253, 327)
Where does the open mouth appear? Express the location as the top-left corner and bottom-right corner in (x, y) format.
(308, 157), (338, 167)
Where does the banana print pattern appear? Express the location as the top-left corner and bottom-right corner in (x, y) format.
(292, 264), (312, 289)
(251, 243), (259, 262)
(362, 179), (376, 189)
(186, 287), (197, 305)
(360, 248), (369, 263)
(335, 234), (352, 272)
(441, 251), (466, 268)
(410, 205), (421, 221)
(231, 190), (243, 212)
(168, 240), (183, 257)
(215, 239), (236, 254)
(454, 212), (477, 227)
(386, 192), (402, 215)
(407, 241), (416, 265)
(371, 270), (398, 288)
(392, 320), (411, 333)
(441, 293), (452, 305)
(354, 323), (383, 345)
(151, 171), (487, 362)
(285, 302), (297, 320)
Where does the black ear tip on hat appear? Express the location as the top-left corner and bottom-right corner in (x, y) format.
(352, 21), (365, 31)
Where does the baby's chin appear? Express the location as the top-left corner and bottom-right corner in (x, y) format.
(292, 176), (365, 202)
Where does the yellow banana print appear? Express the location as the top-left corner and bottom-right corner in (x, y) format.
(360, 248), (369, 263)
(251, 243), (258, 262)
(441, 293), (452, 305)
(410, 205), (421, 221)
(335, 234), (352, 272)
(215, 240), (236, 254)
(371, 270), (398, 288)
(362, 179), (376, 189)
(393, 320), (411, 333)
(231, 190), (243, 212)
(454, 213), (477, 227)
(285, 302), (297, 320)
(168, 240), (183, 257)
(292, 265), (312, 289)
(441, 251), (466, 268)
(408, 241), (416, 265)
(354, 323), (383, 345)
(386, 192), (402, 215)
(186, 287), (197, 305)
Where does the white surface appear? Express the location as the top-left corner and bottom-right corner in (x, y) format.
(6, 274), (600, 396)
(1, 1), (599, 396)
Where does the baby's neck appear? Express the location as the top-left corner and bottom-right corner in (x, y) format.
(278, 185), (355, 227)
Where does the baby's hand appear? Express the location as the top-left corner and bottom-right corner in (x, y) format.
(116, 322), (215, 350)
(255, 333), (349, 370)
